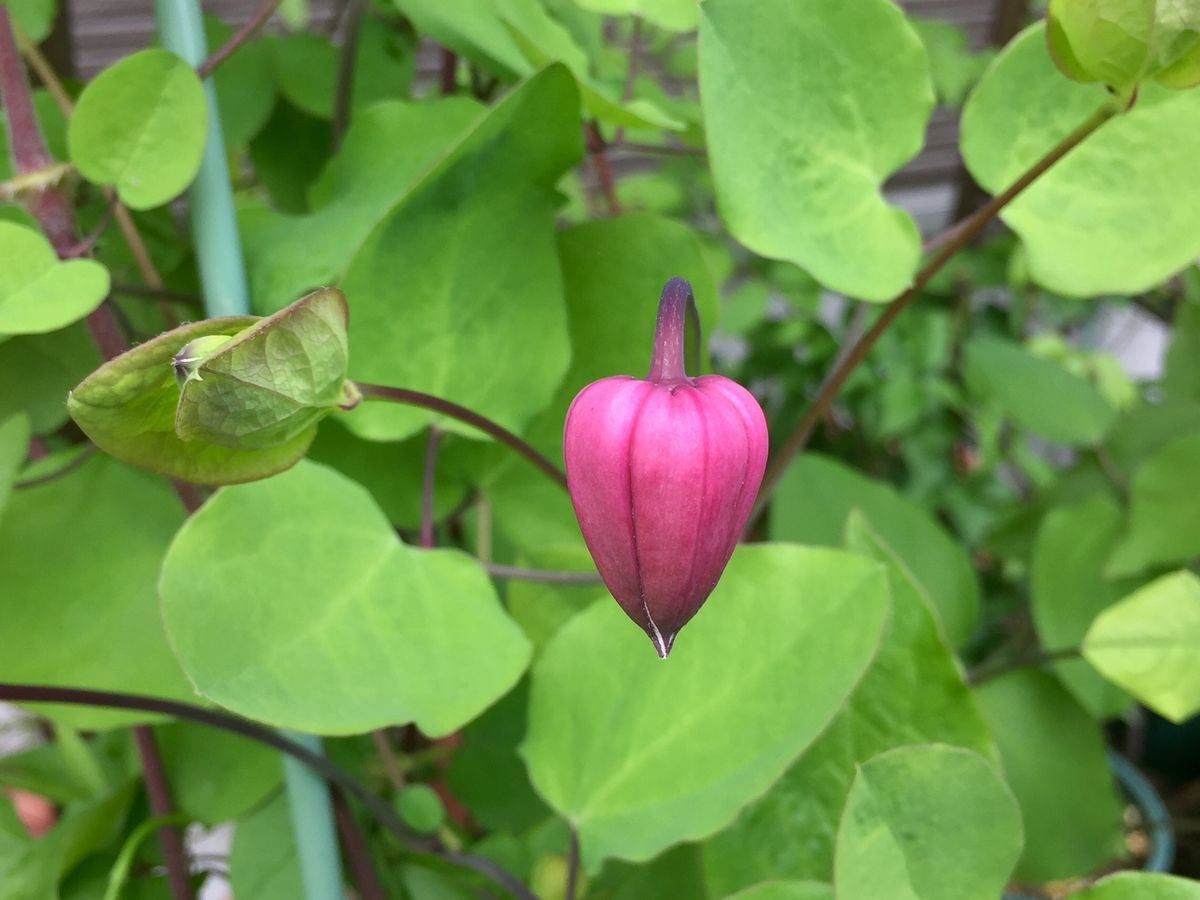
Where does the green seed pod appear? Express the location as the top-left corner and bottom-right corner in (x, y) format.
(171, 334), (235, 388)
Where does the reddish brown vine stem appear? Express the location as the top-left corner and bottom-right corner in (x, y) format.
(132, 728), (192, 900)
(0, 15), (194, 896)
(355, 382), (568, 490)
(196, 0), (282, 79)
(0, 683), (538, 900)
(585, 121), (623, 215)
(751, 102), (1118, 522)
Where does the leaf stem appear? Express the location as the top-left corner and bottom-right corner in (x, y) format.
(966, 645), (1082, 686)
(196, 0), (282, 79)
(331, 0), (364, 150)
(0, 683), (538, 900)
(131, 727), (192, 900)
(420, 427), (442, 549)
(752, 102), (1118, 521)
(355, 382), (568, 491)
(13, 19), (169, 299)
(330, 788), (388, 900)
(484, 563), (602, 585)
(565, 827), (581, 900)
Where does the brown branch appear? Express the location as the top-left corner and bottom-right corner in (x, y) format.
(133, 727), (193, 900)
(584, 121), (622, 215)
(331, 0), (364, 151)
(439, 48), (457, 95)
(330, 789), (387, 900)
(967, 645), (1081, 686)
(565, 828), (581, 900)
(612, 16), (642, 145)
(371, 729), (406, 790)
(196, 0), (283, 80)
(355, 382), (567, 491)
(14, 22), (167, 294)
(751, 103), (1118, 521)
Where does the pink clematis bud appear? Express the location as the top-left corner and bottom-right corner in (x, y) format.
(563, 277), (769, 657)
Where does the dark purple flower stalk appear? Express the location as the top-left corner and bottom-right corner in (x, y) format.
(563, 277), (769, 657)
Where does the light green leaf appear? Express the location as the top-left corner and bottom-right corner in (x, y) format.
(834, 745), (1022, 900)
(5, 0), (57, 43)
(1047, 0), (1200, 90)
(0, 413), (29, 522)
(1083, 570), (1200, 723)
(159, 460), (531, 735)
(230, 793), (306, 900)
(68, 315), (317, 485)
(0, 454), (194, 729)
(391, 0), (529, 77)
(973, 670), (1124, 882)
(1031, 495), (1132, 717)
(0, 222), (109, 336)
(1071, 872), (1200, 899)
(252, 67), (580, 443)
(500, 0), (685, 131)
(965, 335), (1117, 444)
(68, 49), (207, 210)
(570, 0), (696, 32)
(521, 545), (889, 870)
(1107, 430), (1200, 575)
(699, 0), (933, 300)
(247, 97), (481, 308)
(175, 287), (351, 450)
(768, 453), (978, 647)
(155, 721), (282, 825)
(701, 514), (994, 895)
(961, 25), (1200, 297)
(722, 883), (833, 900)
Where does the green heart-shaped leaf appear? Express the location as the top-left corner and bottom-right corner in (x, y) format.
(158, 460), (531, 735)
(175, 287), (352, 450)
(68, 49), (207, 210)
(1083, 570), (1200, 723)
(699, 0), (934, 301)
(521, 544), (889, 871)
(67, 316), (312, 485)
(833, 745), (1022, 900)
(0, 221), (109, 336)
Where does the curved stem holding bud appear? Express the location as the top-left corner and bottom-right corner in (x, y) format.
(354, 382), (568, 490)
(647, 276), (701, 384)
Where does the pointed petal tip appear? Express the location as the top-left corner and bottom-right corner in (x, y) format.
(647, 627), (677, 659)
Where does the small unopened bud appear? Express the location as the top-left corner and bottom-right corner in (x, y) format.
(172, 334), (233, 388)
(563, 277), (768, 657)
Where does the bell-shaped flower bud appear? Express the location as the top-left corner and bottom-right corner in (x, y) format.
(563, 277), (768, 657)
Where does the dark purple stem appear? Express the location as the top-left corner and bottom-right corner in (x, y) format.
(565, 828), (581, 900)
(331, 789), (388, 900)
(132, 727), (193, 900)
(647, 277), (700, 383)
(354, 382), (567, 491)
(0, 683), (538, 900)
